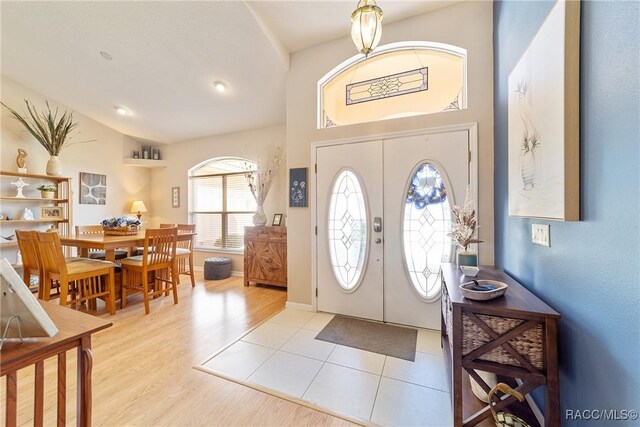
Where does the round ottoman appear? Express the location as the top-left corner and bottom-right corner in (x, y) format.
(204, 257), (232, 280)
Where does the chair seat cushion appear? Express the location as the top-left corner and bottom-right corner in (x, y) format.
(175, 248), (191, 256)
(89, 249), (129, 260)
(120, 254), (172, 267)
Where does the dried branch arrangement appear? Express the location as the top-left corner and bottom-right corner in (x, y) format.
(448, 186), (483, 254)
(1, 100), (80, 156)
(245, 146), (283, 206)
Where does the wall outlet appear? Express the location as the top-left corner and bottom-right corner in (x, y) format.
(532, 224), (550, 247)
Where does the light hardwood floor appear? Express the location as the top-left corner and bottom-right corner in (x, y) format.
(2, 273), (359, 426)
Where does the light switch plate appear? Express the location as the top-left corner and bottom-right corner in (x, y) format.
(532, 224), (550, 247)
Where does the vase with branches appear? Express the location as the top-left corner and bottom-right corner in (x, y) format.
(244, 147), (283, 226)
(1, 100), (89, 176)
(447, 186), (483, 266)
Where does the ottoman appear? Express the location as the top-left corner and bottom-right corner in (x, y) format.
(204, 257), (232, 280)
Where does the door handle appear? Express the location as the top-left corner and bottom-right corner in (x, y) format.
(373, 217), (382, 233)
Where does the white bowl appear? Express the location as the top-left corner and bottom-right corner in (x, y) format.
(459, 266), (479, 277)
(459, 280), (508, 301)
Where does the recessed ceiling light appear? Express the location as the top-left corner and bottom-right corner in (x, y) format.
(100, 51), (113, 60)
(115, 106), (130, 116)
(213, 80), (229, 93)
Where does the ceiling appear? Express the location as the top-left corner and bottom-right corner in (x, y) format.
(1, 1), (458, 144)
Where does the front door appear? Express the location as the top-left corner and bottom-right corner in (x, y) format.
(316, 140), (384, 321)
(316, 131), (469, 329)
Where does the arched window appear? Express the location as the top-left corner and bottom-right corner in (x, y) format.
(318, 41), (467, 129)
(189, 158), (256, 251)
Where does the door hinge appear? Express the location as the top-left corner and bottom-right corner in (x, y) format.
(468, 150), (472, 163)
(315, 226), (317, 235)
(314, 163), (317, 173)
(316, 288), (318, 297)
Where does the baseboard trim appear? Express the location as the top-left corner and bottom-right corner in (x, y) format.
(285, 301), (314, 311)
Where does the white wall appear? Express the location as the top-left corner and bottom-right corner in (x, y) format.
(286, 1), (494, 305)
(1, 76), (151, 262)
(149, 124), (286, 272)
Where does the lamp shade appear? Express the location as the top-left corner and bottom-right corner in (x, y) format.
(351, 0), (383, 57)
(130, 201), (147, 213)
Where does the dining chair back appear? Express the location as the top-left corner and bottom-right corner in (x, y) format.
(120, 227), (178, 314)
(75, 225), (129, 260)
(15, 230), (41, 295)
(175, 224), (196, 287)
(36, 231), (116, 314)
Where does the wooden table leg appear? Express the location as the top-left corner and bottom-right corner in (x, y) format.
(77, 336), (93, 427)
(105, 249), (116, 263)
(545, 319), (560, 426)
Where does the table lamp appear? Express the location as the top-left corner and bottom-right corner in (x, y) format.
(130, 200), (147, 220)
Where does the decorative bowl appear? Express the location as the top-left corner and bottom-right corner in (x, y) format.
(459, 280), (508, 301)
(459, 266), (480, 277)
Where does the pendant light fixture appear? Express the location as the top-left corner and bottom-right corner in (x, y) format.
(351, 0), (383, 57)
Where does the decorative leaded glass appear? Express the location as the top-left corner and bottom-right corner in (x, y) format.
(402, 163), (452, 301)
(346, 67), (428, 105)
(328, 170), (368, 291)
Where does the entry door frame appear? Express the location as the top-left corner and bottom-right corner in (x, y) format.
(310, 122), (479, 312)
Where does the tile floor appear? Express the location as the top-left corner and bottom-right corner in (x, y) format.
(201, 308), (453, 426)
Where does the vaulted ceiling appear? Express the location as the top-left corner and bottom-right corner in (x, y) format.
(1, 1), (457, 143)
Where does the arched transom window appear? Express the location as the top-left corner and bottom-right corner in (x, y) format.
(318, 41), (467, 129)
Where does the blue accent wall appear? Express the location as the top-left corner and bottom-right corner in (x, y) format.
(494, 0), (639, 423)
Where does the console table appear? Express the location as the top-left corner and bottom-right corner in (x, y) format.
(440, 263), (560, 426)
(244, 226), (287, 288)
(1, 302), (111, 426)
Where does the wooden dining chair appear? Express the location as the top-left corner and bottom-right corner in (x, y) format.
(175, 224), (196, 287)
(120, 227), (178, 315)
(15, 230), (42, 295)
(75, 225), (129, 260)
(36, 231), (116, 315)
(133, 223), (175, 255)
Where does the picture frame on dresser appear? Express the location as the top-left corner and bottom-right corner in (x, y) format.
(272, 214), (283, 226)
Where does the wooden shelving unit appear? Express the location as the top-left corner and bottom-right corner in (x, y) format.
(0, 171), (73, 263)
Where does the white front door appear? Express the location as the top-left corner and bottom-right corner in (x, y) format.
(316, 131), (469, 328)
(383, 132), (468, 329)
(316, 141), (384, 321)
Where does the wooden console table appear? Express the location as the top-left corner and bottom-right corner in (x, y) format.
(440, 263), (560, 426)
(1, 302), (111, 426)
(244, 226), (287, 288)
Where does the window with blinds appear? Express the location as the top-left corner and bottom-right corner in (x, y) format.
(189, 158), (256, 251)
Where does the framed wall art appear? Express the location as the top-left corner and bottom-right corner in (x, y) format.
(289, 167), (308, 207)
(507, 0), (580, 221)
(79, 172), (107, 205)
(172, 187), (180, 208)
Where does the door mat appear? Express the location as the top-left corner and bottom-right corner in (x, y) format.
(315, 315), (417, 361)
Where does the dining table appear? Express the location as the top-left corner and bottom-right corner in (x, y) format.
(59, 230), (196, 262)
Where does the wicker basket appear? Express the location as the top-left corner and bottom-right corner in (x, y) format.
(488, 383), (530, 427)
(462, 313), (544, 370)
(103, 226), (139, 236)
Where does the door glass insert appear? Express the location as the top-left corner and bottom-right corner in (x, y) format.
(328, 170), (368, 291)
(402, 163), (452, 301)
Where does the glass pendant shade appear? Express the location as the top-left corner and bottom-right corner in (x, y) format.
(351, 0), (383, 57)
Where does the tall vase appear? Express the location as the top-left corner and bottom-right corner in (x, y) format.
(46, 155), (62, 176)
(252, 204), (267, 226)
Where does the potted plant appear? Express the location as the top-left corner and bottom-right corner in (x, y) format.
(1, 100), (84, 176)
(447, 186), (483, 267)
(37, 184), (57, 199)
